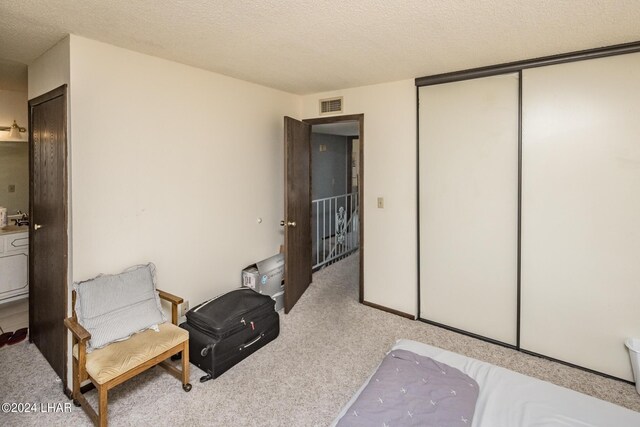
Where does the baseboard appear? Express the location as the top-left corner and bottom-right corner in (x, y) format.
(417, 317), (634, 386)
(362, 300), (415, 320)
(418, 318), (517, 350)
(519, 348), (634, 385)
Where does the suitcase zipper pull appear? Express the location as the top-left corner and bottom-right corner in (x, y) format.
(250, 321), (255, 331)
(241, 317), (246, 326)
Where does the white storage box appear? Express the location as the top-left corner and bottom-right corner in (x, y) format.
(242, 254), (284, 311)
(271, 291), (284, 312)
(625, 338), (640, 395)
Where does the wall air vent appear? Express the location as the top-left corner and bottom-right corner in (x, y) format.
(319, 97), (343, 115)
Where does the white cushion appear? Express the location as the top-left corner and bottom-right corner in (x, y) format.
(74, 263), (166, 352)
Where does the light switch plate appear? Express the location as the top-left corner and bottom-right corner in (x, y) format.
(377, 197), (384, 208)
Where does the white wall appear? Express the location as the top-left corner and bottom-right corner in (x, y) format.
(302, 80), (417, 316)
(68, 36), (300, 308)
(28, 36), (70, 100)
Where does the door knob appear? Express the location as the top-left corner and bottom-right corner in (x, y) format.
(34, 224), (43, 230)
(279, 220), (296, 227)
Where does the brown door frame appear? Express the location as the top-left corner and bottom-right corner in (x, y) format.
(303, 114), (364, 304)
(28, 84), (69, 391)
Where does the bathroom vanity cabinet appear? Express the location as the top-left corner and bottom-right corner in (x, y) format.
(0, 230), (29, 304)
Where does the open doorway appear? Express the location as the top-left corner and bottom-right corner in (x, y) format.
(309, 123), (359, 268)
(305, 115), (364, 303)
(0, 60), (30, 348)
(1, 64), (68, 389)
(282, 114), (364, 313)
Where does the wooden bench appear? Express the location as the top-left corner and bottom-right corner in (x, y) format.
(64, 289), (191, 426)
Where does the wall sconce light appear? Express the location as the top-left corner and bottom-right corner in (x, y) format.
(0, 120), (27, 141)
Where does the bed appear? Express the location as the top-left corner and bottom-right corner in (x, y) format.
(332, 339), (640, 426)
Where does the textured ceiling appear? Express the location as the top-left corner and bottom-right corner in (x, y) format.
(0, 1), (639, 94)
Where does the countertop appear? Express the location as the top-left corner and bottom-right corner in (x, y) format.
(0, 225), (30, 236)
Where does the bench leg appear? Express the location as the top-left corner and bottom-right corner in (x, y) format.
(72, 357), (81, 406)
(98, 385), (108, 427)
(182, 341), (192, 392)
(72, 357), (99, 425)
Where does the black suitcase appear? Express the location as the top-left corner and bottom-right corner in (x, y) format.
(180, 288), (279, 382)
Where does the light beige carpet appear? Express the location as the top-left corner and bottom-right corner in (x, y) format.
(1, 252), (638, 426)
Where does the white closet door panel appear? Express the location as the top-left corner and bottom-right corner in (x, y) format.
(419, 74), (519, 345)
(521, 52), (640, 381)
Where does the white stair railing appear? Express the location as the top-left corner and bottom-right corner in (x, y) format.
(312, 192), (359, 270)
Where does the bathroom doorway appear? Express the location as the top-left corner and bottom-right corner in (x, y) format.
(0, 60), (30, 349)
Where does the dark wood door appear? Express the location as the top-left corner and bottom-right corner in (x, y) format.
(29, 85), (68, 388)
(283, 117), (311, 313)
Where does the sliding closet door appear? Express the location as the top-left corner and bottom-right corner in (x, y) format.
(521, 53), (640, 381)
(419, 73), (519, 345)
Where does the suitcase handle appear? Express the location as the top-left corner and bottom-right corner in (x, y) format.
(239, 333), (264, 351)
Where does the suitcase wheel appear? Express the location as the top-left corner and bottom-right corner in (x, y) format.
(183, 383), (192, 392)
(200, 373), (213, 383)
(201, 345), (213, 357)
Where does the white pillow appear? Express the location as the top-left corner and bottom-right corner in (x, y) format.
(74, 263), (166, 352)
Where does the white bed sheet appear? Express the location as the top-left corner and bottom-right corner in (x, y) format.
(332, 339), (640, 427)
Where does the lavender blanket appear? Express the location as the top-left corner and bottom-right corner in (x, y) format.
(336, 349), (479, 426)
